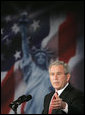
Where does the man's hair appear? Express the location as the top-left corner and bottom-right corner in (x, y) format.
(49, 60), (70, 74)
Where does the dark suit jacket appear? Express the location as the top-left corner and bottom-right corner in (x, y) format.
(42, 84), (84, 114)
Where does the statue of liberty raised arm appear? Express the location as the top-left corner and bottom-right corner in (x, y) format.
(19, 14), (53, 114)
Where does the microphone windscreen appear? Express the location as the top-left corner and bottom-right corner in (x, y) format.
(18, 95), (26, 101)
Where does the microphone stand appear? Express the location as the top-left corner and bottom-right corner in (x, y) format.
(13, 105), (18, 114)
(14, 110), (17, 114)
(9, 103), (18, 114)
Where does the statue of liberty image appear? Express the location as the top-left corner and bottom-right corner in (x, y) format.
(19, 14), (53, 114)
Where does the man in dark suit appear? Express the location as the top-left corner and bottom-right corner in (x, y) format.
(42, 60), (84, 114)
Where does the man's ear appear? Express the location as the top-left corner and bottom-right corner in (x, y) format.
(67, 73), (71, 82)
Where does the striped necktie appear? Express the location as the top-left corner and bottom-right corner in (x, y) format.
(48, 92), (58, 114)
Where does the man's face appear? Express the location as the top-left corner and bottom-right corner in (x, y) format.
(34, 52), (46, 65)
(49, 65), (70, 90)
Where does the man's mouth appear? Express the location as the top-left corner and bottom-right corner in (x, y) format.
(53, 81), (59, 84)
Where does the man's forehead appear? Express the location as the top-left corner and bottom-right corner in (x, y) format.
(50, 65), (64, 71)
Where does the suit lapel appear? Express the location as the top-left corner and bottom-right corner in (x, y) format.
(48, 91), (55, 104)
(46, 91), (55, 113)
(59, 84), (72, 99)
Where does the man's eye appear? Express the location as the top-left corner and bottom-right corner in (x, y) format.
(57, 73), (61, 75)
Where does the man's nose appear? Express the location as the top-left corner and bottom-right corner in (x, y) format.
(54, 74), (58, 80)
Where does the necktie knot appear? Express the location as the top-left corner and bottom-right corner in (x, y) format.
(53, 92), (58, 99)
(56, 92), (58, 95)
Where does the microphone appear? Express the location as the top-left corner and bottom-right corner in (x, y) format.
(9, 95), (32, 111)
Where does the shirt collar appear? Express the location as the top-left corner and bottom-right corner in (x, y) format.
(55, 83), (69, 96)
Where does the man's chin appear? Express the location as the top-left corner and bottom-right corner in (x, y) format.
(54, 85), (60, 90)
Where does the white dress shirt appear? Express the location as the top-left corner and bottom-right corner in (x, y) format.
(55, 83), (69, 114)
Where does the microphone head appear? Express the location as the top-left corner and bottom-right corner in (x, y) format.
(18, 95), (32, 102)
(18, 95), (26, 101)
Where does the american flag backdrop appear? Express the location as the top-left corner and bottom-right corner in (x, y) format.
(1, 1), (84, 114)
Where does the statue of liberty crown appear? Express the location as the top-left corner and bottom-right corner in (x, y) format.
(31, 46), (54, 58)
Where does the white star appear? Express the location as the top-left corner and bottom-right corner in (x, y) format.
(31, 20), (40, 31)
(14, 51), (21, 60)
(1, 28), (3, 35)
(5, 16), (11, 22)
(12, 24), (20, 34)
